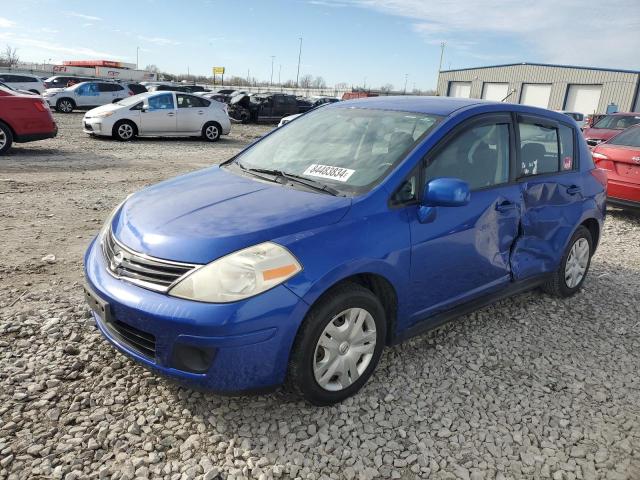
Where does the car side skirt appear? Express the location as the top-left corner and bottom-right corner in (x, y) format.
(391, 274), (550, 345)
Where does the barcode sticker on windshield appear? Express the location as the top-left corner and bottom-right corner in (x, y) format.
(303, 164), (355, 182)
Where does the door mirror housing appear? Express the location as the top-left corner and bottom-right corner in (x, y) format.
(418, 177), (470, 223)
(422, 177), (470, 207)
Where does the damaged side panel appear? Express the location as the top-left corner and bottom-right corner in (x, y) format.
(510, 174), (585, 280)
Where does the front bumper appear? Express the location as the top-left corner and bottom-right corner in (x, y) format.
(83, 238), (309, 392)
(83, 117), (108, 135)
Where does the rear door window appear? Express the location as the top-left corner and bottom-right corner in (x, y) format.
(517, 122), (559, 177)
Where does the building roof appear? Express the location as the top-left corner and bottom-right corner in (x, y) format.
(335, 95), (487, 115)
(440, 62), (640, 75)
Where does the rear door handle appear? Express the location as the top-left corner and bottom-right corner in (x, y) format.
(566, 185), (581, 195)
(167, 112), (175, 117)
(495, 201), (516, 213)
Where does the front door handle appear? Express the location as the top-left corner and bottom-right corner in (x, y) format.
(567, 185), (581, 195)
(166, 112), (175, 117)
(495, 201), (516, 213)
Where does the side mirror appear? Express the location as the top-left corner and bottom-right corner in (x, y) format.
(418, 177), (470, 223)
(141, 106), (148, 112)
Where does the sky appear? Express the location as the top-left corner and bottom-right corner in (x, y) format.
(1, 0), (639, 90)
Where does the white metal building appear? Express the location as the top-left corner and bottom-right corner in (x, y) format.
(437, 63), (640, 116)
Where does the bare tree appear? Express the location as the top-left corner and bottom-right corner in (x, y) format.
(311, 76), (326, 89)
(299, 74), (313, 88)
(380, 83), (394, 93)
(144, 64), (160, 73)
(0, 45), (19, 68)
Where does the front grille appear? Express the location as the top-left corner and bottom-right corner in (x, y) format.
(102, 229), (198, 292)
(107, 318), (156, 359)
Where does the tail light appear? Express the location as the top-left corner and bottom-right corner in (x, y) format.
(33, 101), (47, 112)
(128, 89), (134, 96)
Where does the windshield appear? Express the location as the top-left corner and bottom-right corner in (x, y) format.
(116, 94), (148, 106)
(594, 115), (640, 130)
(229, 106), (440, 194)
(607, 127), (640, 147)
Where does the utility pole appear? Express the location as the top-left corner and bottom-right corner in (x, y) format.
(136, 46), (140, 70)
(438, 42), (446, 72)
(278, 64), (282, 91)
(403, 74), (408, 94)
(270, 56), (275, 86)
(296, 36), (303, 88)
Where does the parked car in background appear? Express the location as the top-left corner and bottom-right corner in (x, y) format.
(278, 113), (302, 127)
(84, 97), (605, 405)
(229, 93), (299, 123)
(558, 111), (585, 129)
(43, 75), (96, 89)
(296, 97), (314, 113)
(82, 91), (230, 141)
(592, 125), (640, 209)
(0, 73), (45, 94)
(147, 84), (209, 94)
(123, 83), (147, 95)
(217, 89), (236, 95)
(0, 83), (57, 155)
(196, 92), (229, 103)
(308, 96), (340, 107)
(43, 81), (132, 113)
(582, 113), (640, 148)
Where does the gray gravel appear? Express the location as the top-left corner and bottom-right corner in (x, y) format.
(1, 112), (639, 480)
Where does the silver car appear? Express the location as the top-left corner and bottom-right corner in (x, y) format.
(82, 92), (231, 141)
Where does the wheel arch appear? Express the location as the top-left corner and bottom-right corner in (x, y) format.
(0, 118), (17, 137)
(112, 118), (139, 137)
(580, 217), (600, 251)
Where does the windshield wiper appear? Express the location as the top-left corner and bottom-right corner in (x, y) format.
(239, 165), (341, 196)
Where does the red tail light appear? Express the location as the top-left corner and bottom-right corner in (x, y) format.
(128, 89), (134, 96)
(590, 167), (608, 189)
(33, 101), (46, 112)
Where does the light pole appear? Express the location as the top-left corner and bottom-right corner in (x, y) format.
(295, 36), (303, 88)
(136, 46), (140, 70)
(278, 64), (282, 90)
(270, 56), (275, 86)
(403, 74), (408, 94)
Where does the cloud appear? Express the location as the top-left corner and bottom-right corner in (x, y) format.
(66, 12), (102, 21)
(0, 32), (123, 60)
(0, 17), (16, 28)
(138, 35), (181, 46)
(321, 0), (640, 69)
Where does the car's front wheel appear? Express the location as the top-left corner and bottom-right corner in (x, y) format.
(112, 120), (136, 141)
(202, 122), (221, 142)
(288, 283), (386, 405)
(0, 121), (14, 155)
(55, 98), (75, 113)
(542, 225), (593, 297)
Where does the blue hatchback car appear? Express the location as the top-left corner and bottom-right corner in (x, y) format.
(84, 97), (606, 405)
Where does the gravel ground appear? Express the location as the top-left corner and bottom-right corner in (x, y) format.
(0, 112), (639, 480)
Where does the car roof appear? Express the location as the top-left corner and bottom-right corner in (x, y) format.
(335, 96), (487, 116)
(605, 112), (639, 117)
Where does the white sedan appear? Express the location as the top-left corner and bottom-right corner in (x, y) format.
(82, 91), (231, 141)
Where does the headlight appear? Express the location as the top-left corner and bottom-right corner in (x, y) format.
(93, 111), (114, 118)
(169, 242), (302, 303)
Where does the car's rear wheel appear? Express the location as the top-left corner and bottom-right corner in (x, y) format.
(55, 98), (75, 113)
(288, 283), (386, 405)
(202, 122), (221, 142)
(0, 121), (14, 155)
(112, 120), (136, 141)
(542, 225), (593, 297)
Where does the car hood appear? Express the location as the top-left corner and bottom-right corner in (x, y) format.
(582, 128), (621, 140)
(85, 103), (122, 117)
(112, 166), (352, 264)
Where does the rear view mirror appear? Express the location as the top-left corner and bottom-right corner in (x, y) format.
(418, 177), (470, 223)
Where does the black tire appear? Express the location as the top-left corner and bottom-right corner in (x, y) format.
(288, 283), (386, 406)
(55, 98), (75, 113)
(0, 121), (14, 155)
(112, 120), (137, 141)
(542, 225), (593, 297)
(202, 122), (221, 142)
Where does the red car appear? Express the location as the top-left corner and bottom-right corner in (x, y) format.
(0, 83), (57, 155)
(582, 112), (640, 149)
(592, 125), (640, 208)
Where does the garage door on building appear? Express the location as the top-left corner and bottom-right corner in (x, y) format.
(520, 84), (552, 108)
(564, 84), (602, 115)
(481, 83), (509, 101)
(448, 81), (471, 98)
